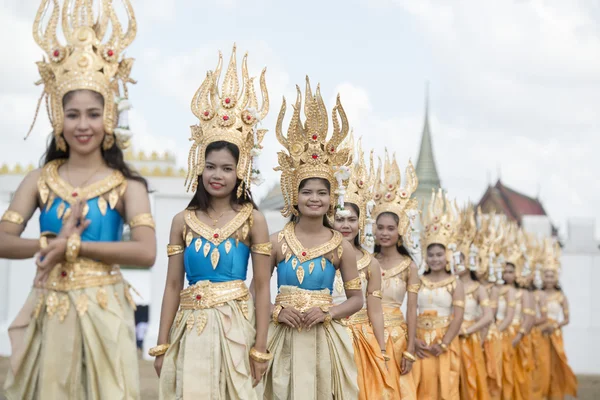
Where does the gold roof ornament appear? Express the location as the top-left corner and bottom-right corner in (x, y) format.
(27, 0), (138, 151)
(275, 77), (352, 218)
(185, 46), (269, 197)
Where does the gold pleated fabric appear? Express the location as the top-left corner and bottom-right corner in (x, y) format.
(382, 307), (417, 400)
(499, 324), (515, 400)
(512, 328), (534, 400)
(260, 286), (358, 400)
(159, 296), (257, 400)
(547, 323), (577, 400)
(483, 323), (503, 400)
(459, 321), (489, 400)
(4, 283), (140, 400)
(530, 327), (550, 399)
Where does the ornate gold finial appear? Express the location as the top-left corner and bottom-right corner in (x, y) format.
(450, 204), (477, 273)
(421, 188), (457, 250)
(275, 77), (352, 218)
(28, 0), (137, 151)
(541, 237), (561, 274)
(185, 45), (269, 196)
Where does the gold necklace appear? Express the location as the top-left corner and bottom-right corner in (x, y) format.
(66, 163), (103, 197)
(205, 209), (226, 228)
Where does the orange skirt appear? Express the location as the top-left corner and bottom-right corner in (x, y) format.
(531, 327), (550, 399)
(459, 321), (489, 400)
(483, 323), (502, 400)
(547, 323), (577, 400)
(498, 323), (515, 400)
(382, 307), (417, 399)
(512, 327), (534, 400)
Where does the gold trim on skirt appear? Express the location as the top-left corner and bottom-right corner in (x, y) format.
(39, 258), (122, 291)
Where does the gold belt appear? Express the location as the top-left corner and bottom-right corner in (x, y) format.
(340, 308), (369, 326)
(179, 280), (249, 310)
(42, 258), (122, 291)
(417, 314), (451, 330)
(384, 312), (406, 328)
(274, 288), (333, 313)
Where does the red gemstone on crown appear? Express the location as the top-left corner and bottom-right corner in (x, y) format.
(223, 115), (229, 121)
(359, 181), (363, 185)
(225, 98), (231, 104)
(196, 295), (202, 300)
(107, 49), (114, 57)
(204, 111), (210, 117)
(247, 115), (252, 120)
(61, 271), (67, 277)
(213, 233), (219, 238)
(72, 191), (78, 197)
(312, 154), (318, 159)
(302, 251), (307, 257)
(312, 135), (317, 140)
(53, 50), (60, 57)
(388, 184), (393, 189)
(330, 147), (335, 152)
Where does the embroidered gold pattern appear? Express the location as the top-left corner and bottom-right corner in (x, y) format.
(334, 270), (344, 294)
(179, 280), (249, 310)
(357, 250), (371, 271)
(98, 196), (108, 216)
(196, 310), (208, 335)
(407, 284), (421, 294)
(1, 210), (24, 225)
(283, 222), (342, 263)
(57, 294), (70, 322)
(186, 314), (195, 332)
(33, 293), (44, 319)
(129, 213), (156, 229)
(281, 242), (288, 257)
(251, 242), (272, 256)
(420, 275), (457, 290)
(344, 277), (362, 290)
(175, 311), (183, 328)
(46, 292), (58, 318)
(97, 287), (108, 310)
(309, 261), (315, 275)
(167, 244), (184, 257)
(337, 245), (343, 260)
(321, 257), (327, 271)
(296, 265), (305, 284)
(381, 258), (411, 280)
(225, 240), (232, 254)
(210, 248), (220, 269)
(125, 284), (137, 310)
(76, 294), (89, 316)
(184, 203), (253, 246)
(185, 230), (193, 247)
(453, 300), (465, 308)
(114, 290), (122, 309)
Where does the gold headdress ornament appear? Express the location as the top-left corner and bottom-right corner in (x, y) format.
(450, 204), (477, 273)
(473, 210), (503, 282)
(275, 77), (352, 218)
(373, 150), (420, 244)
(27, 0), (138, 151)
(421, 188), (458, 250)
(185, 46), (269, 196)
(542, 237), (561, 274)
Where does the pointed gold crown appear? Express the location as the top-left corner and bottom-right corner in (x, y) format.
(185, 46), (269, 195)
(454, 205), (477, 259)
(473, 210), (503, 281)
(30, 0), (137, 151)
(372, 150), (419, 237)
(542, 238), (561, 274)
(275, 77), (352, 217)
(421, 188), (457, 249)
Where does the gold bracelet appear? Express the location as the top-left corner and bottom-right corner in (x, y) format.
(344, 277), (362, 290)
(518, 328), (527, 335)
(452, 300), (465, 308)
(480, 299), (491, 307)
(65, 233), (81, 263)
(488, 301), (498, 308)
(272, 304), (283, 325)
(128, 213), (156, 229)
(1, 210), (24, 225)
(523, 308), (536, 316)
(407, 283), (421, 294)
(439, 342), (448, 352)
(148, 343), (169, 357)
(40, 236), (49, 250)
(382, 351), (391, 362)
(323, 311), (332, 328)
(402, 351), (417, 362)
(167, 244), (184, 257)
(368, 290), (383, 299)
(508, 301), (517, 308)
(251, 242), (272, 256)
(249, 347), (273, 363)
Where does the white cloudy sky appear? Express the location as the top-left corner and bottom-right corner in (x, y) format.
(1, 0), (599, 238)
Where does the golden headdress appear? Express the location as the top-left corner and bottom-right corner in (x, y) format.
(450, 205), (477, 273)
(275, 77), (352, 218)
(185, 46), (269, 196)
(372, 150), (419, 237)
(473, 210), (503, 282)
(421, 188), (458, 250)
(29, 0), (138, 151)
(542, 238), (561, 274)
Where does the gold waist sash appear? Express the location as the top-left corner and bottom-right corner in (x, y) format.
(340, 308), (369, 326)
(275, 286), (332, 313)
(384, 312), (406, 328)
(417, 313), (452, 330)
(43, 258), (122, 291)
(180, 280), (249, 310)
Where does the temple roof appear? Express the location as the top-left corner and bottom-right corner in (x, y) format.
(478, 179), (548, 223)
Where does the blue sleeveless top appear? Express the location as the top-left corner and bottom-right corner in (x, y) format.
(37, 160), (126, 242)
(182, 204), (253, 285)
(275, 222), (343, 293)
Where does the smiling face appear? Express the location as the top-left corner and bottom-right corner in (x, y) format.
(503, 263), (516, 284)
(375, 212), (400, 248)
(202, 147), (238, 199)
(334, 203), (360, 243)
(543, 270), (558, 289)
(426, 244), (447, 272)
(62, 90), (105, 155)
(297, 178), (330, 218)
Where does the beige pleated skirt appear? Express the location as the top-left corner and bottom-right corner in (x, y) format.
(3, 282), (140, 400)
(158, 295), (257, 400)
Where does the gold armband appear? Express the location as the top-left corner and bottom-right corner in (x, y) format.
(167, 244), (184, 257)
(507, 301), (516, 308)
(407, 283), (421, 294)
(480, 299), (491, 307)
(541, 306), (548, 313)
(65, 233), (81, 263)
(488, 301), (498, 308)
(369, 290), (383, 299)
(148, 343), (170, 357)
(402, 351), (417, 362)
(128, 213), (156, 229)
(1, 210), (24, 225)
(523, 308), (536, 316)
(563, 309), (569, 316)
(249, 347), (273, 363)
(452, 300), (465, 308)
(251, 242), (272, 256)
(272, 304), (283, 325)
(343, 277), (362, 290)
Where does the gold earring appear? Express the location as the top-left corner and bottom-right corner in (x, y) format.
(102, 134), (115, 150)
(55, 133), (67, 152)
(445, 262), (451, 272)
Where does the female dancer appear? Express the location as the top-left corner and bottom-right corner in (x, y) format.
(454, 207), (493, 400)
(372, 151), (420, 399)
(152, 48), (272, 399)
(332, 140), (396, 399)
(261, 79), (362, 399)
(2, 1), (156, 398)
(542, 240), (578, 399)
(412, 189), (465, 400)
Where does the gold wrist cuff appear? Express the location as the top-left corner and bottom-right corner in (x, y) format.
(251, 242), (272, 256)
(167, 244), (184, 257)
(249, 347), (273, 363)
(344, 277), (362, 290)
(402, 351), (417, 362)
(518, 328), (527, 335)
(40, 236), (49, 250)
(439, 342), (448, 352)
(523, 308), (536, 316)
(508, 301), (517, 308)
(148, 343), (169, 357)
(368, 290), (383, 299)
(1, 210), (25, 225)
(272, 304), (283, 325)
(65, 233), (81, 263)
(407, 283), (420, 294)
(452, 300), (465, 308)
(480, 299), (491, 307)
(382, 352), (391, 362)
(488, 301), (498, 308)
(129, 213), (156, 229)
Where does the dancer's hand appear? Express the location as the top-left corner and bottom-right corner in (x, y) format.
(400, 357), (414, 375)
(250, 358), (268, 387)
(154, 355), (164, 377)
(302, 307), (327, 330)
(429, 343), (445, 357)
(277, 307), (303, 329)
(415, 338), (429, 359)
